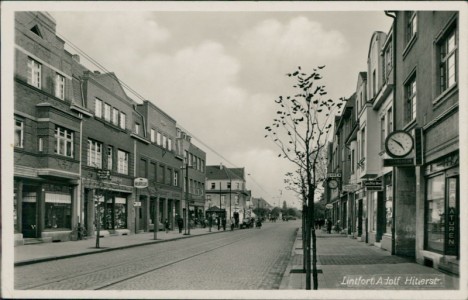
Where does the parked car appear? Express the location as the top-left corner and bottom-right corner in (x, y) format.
(240, 218), (253, 229)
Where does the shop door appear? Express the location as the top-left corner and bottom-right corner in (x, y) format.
(22, 202), (38, 238)
(139, 198), (146, 231)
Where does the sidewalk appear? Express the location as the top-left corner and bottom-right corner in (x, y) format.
(280, 228), (460, 290)
(14, 227), (225, 266)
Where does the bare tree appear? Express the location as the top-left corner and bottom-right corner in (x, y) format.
(265, 66), (344, 290)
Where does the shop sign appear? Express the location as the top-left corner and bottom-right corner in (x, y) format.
(383, 158), (414, 167)
(134, 177), (148, 189)
(97, 170), (111, 180)
(425, 153), (459, 175)
(446, 179), (457, 255)
(325, 204), (333, 209)
(327, 173), (342, 178)
(342, 184), (360, 192)
(364, 180), (383, 191)
(133, 201), (141, 207)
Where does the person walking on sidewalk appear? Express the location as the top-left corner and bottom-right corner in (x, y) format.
(164, 219), (170, 234)
(326, 218), (332, 234)
(177, 216), (183, 234)
(222, 217), (226, 231)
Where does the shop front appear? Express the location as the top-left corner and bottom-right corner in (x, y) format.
(15, 179), (78, 244)
(419, 152), (459, 274)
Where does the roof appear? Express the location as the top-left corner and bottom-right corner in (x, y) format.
(206, 166), (244, 181)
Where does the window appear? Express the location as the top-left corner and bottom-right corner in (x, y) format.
(55, 126), (74, 157)
(95, 98), (102, 118)
(139, 158), (148, 178)
(201, 160), (205, 172)
(38, 138), (43, 152)
(184, 150), (189, 164)
(174, 171), (178, 187)
(168, 138), (172, 151)
(150, 162), (156, 180)
(166, 169), (172, 185)
(55, 73), (65, 100)
(150, 129), (155, 143)
(383, 41), (392, 79)
(406, 12), (417, 43)
(439, 28), (457, 93)
(361, 127), (365, 160)
(104, 103), (111, 122)
(211, 182), (216, 190)
(380, 116), (386, 151)
(157, 165), (164, 183)
(15, 120), (23, 148)
(135, 123), (140, 135)
(227, 182), (231, 189)
(163, 135), (167, 149)
(425, 174), (445, 252)
(387, 107), (393, 134)
(372, 70), (376, 97)
(119, 112), (126, 129)
(45, 192), (71, 229)
(112, 108), (119, 125)
(157, 132), (162, 146)
(107, 146), (113, 170)
(88, 139), (102, 168)
(385, 179), (393, 234)
(405, 75), (417, 123)
(117, 150), (129, 174)
(27, 58), (41, 88)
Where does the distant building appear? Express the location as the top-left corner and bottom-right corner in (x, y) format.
(205, 164), (251, 222)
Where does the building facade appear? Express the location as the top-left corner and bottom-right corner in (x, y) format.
(205, 165), (251, 224)
(13, 11), (208, 245)
(325, 11), (459, 275)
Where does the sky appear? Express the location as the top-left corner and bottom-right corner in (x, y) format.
(47, 7), (393, 209)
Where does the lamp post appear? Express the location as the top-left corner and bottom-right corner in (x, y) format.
(184, 159), (190, 235)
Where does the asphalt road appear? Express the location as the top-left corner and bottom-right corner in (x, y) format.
(15, 221), (299, 290)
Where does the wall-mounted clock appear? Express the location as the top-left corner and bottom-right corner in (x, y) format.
(385, 130), (414, 158)
(328, 179), (338, 189)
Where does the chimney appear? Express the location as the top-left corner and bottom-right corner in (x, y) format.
(219, 163), (223, 170)
(72, 54), (80, 62)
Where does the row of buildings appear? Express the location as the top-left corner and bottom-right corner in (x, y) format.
(324, 11), (459, 275)
(13, 12), (257, 246)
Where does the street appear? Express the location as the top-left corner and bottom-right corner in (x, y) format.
(15, 221), (298, 290)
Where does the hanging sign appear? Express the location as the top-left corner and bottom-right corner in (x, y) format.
(364, 180), (383, 191)
(325, 204), (333, 209)
(134, 177), (149, 189)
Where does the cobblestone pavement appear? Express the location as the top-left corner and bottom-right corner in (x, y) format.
(15, 222), (298, 290)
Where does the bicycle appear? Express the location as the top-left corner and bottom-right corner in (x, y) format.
(71, 223), (88, 240)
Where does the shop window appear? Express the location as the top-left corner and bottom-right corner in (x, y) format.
(55, 126), (74, 158)
(88, 139), (102, 168)
(45, 192), (71, 229)
(104, 197), (127, 230)
(27, 57), (41, 89)
(385, 183), (393, 234)
(15, 119), (24, 148)
(425, 174), (445, 252)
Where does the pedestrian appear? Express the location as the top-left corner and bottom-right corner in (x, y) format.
(327, 218), (332, 234)
(177, 216), (183, 234)
(164, 218), (170, 234)
(222, 217), (226, 231)
(231, 217), (235, 231)
(208, 215), (213, 232)
(217, 216), (221, 231)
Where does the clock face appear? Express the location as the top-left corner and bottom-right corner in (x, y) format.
(328, 179), (338, 189)
(385, 130), (414, 158)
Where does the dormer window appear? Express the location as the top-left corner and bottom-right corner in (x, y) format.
(30, 25), (42, 38)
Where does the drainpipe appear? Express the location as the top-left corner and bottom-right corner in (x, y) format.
(385, 10), (397, 256)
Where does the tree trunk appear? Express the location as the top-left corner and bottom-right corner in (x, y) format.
(305, 200), (311, 290)
(311, 199), (318, 290)
(302, 204), (307, 272)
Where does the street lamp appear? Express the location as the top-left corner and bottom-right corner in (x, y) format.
(180, 139), (191, 236)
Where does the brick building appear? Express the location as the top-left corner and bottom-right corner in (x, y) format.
(13, 11), (208, 244)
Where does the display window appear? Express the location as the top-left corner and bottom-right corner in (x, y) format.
(424, 153), (459, 256)
(385, 183), (393, 234)
(45, 192), (72, 229)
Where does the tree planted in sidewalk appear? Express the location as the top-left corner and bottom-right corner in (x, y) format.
(265, 66), (344, 290)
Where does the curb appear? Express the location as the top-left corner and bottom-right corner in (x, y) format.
(279, 227), (300, 289)
(15, 229), (226, 267)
